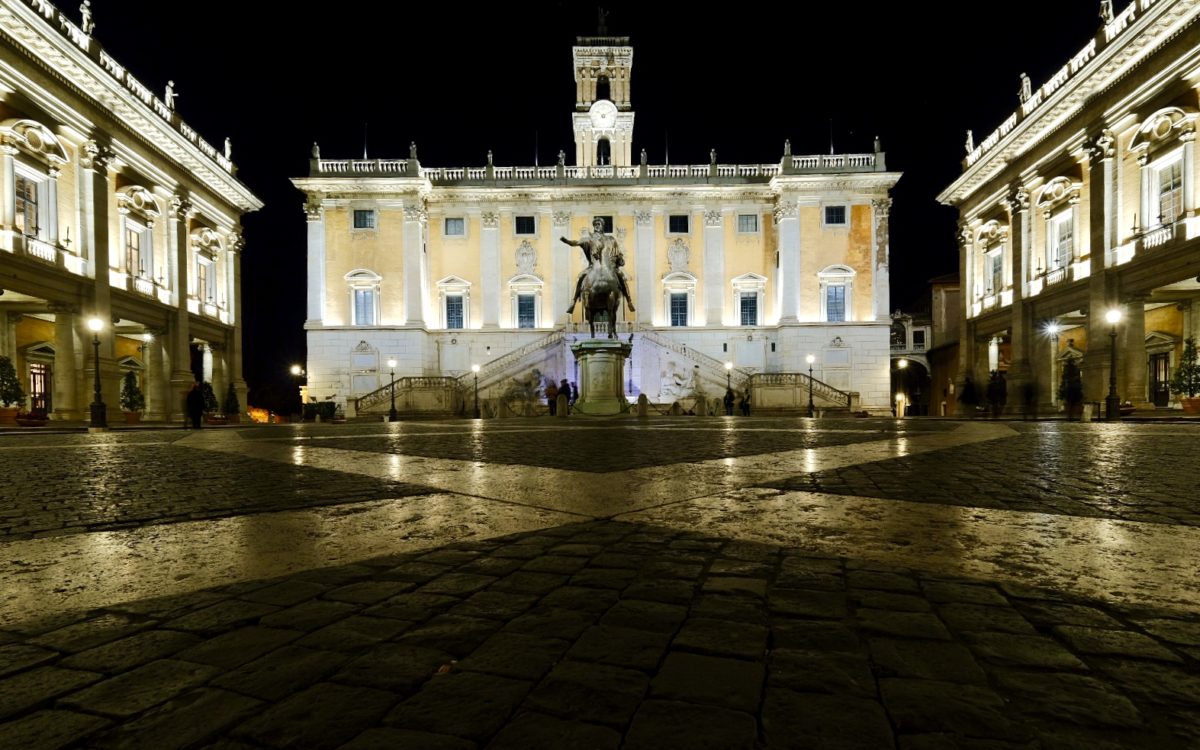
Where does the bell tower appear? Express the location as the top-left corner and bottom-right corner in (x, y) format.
(572, 13), (634, 168)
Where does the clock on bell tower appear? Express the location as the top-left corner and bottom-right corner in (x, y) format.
(571, 32), (635, 168)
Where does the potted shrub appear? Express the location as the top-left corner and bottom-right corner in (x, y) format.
(0, 355), (25, 424)
(223, 382), (241, 424)
(1170, 336), (1200, 414)
(120, 371), (146, 423)
(15, 406), (47, 427)
(201, 381), (226, 424)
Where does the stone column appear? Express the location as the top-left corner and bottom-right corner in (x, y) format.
(1122, 297), (1149, 408)
(554, 211), (573, 326)
(956, 226), (979, 416)
(403, 205), (427, 326)
(702, 210), (724, 326)
(1006, 187), (1033, 411)
(1084, 133), (1118, 402)
(480, 211), (500, 328)
(228, 234), (247, 416)
(305, 200), (325, 324)
(1183, 127), (1195, 218)
(167, 194), (194, 423)
(775, 201), (800, 322)
(50, 305), (79, 419)
(145, 331), (166, 421)
(634, 210), (654, 325)
(46, 165), (59, 247)
(208, 342), (226, 411)
(81, 142), (119, 412)
(0, 141), (16, 248)
(871, 198), (892, 322)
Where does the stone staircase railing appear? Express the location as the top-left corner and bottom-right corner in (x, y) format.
(456, 329), (568, 391)
(749, 372), (855, 410)
(637, 329), (752, 386)
(355, 376), (459, 414)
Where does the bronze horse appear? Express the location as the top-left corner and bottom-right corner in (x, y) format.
(580, 247), (620, 338)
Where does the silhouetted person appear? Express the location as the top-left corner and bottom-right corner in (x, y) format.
(185, 382), (204, 429)
(958, 375), (980, 418)
(1021, 380), (1037, 420)
(724, 387), (735, 416)
(987, 371), (1007, 419)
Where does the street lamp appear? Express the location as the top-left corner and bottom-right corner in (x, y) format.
(387, 358), (398, 422)
(472, 363), (481, 419)
(1105, 308), (1122, 420)
(87, 317), (106, 429)
(1045, 321), (1061, 406)
(806, 354), (815, 418)
(290, 364), (304, 377)
(724, 360), (732, 390)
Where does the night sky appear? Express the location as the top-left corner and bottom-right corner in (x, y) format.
(89, 1), (1099, 412)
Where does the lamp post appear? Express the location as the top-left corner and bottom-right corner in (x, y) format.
(1046, 321), (1060, 407)
(1105, 308), (1122, 420)
(724, 361), (732, 390)
(87, 317), (106, 429)
(472, 363), (481, 419)
(806, 354), (815, 418)
(387, 358), (398, 422)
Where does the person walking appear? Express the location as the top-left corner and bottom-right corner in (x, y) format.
(185, 382), (204, 429)
(723, 387), (735, 416)
(559, 379), (571, 415)
(958, 374), (980, 418)
(545, 380), (558, 416)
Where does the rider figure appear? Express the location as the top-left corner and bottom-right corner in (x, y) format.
(560, 217), (635, 314)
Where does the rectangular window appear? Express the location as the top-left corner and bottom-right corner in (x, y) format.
(668, 214), (689, 233)
(444, 217), (465, 236)
(445, 294), (464, 329)
(1158, 159), (1183, 225)
(593, 216), (613, 233)
(14, 174), (38, 236)
(126, 225), (142, 276)
(913, 330), (926, 350)
(670, 292), (688, 327)
(824, 205), (847, 226)
(517, 294), (536, 328)
(515, 216), (536, 235)
(196, 258), (213, 300)
(353, 288), (376, 325)
(737, 214), (758, 233)
(352, 209), (376, 229)
(826, 285), (846, 322)
(1050, 211), (1073, 269)
(739, 292), (758, 326)
(988, 251), (1003, 295)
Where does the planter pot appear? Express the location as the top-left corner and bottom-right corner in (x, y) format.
(225, 413), (241, 424)
(124, 411), (142, 424)
(14, 416), (46, 427)
(1181, 396), (1200, 414)
(0, 406), (18, 425)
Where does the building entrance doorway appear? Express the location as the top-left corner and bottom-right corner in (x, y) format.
(29, 361), (51, 412)
(1150, 352), (1170, 407)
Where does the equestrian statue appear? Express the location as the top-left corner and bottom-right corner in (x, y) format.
(561, 218), (635, 339)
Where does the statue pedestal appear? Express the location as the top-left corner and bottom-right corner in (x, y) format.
(571, 339), (632, 416)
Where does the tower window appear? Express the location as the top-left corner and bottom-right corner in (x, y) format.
(597, 137), (611, 166)
(597, 75), (610, 102)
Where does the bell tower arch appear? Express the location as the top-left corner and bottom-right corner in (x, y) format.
(572, 22), (634, 168)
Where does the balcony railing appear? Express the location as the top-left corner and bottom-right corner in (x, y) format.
(1045, 267), (1067, 286)
(25, 236), (56, 263)
(1143, 223), (1175, 249)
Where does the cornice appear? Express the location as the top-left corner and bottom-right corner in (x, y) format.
(0, 1), (261, 213)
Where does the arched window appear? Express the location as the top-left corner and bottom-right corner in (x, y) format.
(117, 185), (161, 289)
(597, 137), (611, 166)
(597, 75), (611, 102)
(818, 265), (855, 322)
(1131, 107), (1198, 228)
(345, 269), (382, 326)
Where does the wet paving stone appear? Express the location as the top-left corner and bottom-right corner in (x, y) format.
(2, 422), (1200, 746)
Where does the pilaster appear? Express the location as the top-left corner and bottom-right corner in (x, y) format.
(480, 211), (500, 328)
(305, 200), (325, 324)
(871, 198), (892, 322)
(634, 210), (654, 325)
(775, 201), (800, 322)
(403, 205), (427, 326)
(702, 209), (724, 325)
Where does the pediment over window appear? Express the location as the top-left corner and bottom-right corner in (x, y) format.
(117, 185), (161, 219)
(345, 269), (382, 283)
(976, 220), (1008, 247)
(191, 227), (223, 255)
(662, 270), (697, 286)
(22, 341), (53, 358)
(1145, 330), (1178, 354)
(731, 272), (767, 287)
(818, 265), (855, 279)
(1035, 177), (1081, 212)
(507, 273), (543, 290)
(0, 118), (67, 163)
(436, 275), (471, 288)
(1131, 107), (1198, 153)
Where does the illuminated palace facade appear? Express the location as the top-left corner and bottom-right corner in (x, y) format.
(0, 0), (261, 421)
(294, 33), (900, 416)
(940, 0), (1200, 413)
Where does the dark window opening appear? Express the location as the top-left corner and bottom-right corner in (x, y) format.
(515, 216), (535, 235)
(597, 137), (611, 166)
(668, 214), (689, 233)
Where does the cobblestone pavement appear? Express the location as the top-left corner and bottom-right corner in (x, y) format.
(0, 418), (1197, 748)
